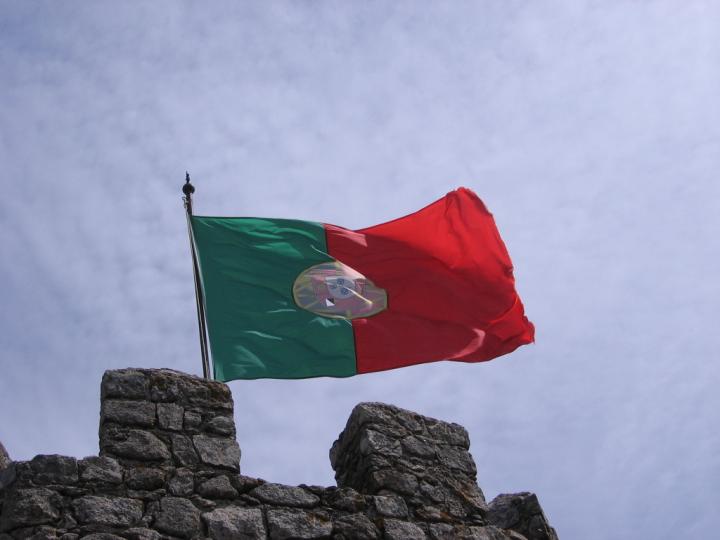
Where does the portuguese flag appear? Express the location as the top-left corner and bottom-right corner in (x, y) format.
(191, 188), (534, 381)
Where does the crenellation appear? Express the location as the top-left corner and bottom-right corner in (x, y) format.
(0, 368), (558, 539)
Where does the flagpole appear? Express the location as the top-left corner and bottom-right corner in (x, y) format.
(182, 173), (211, 380)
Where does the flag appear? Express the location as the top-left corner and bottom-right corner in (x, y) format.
(190, 187), (534, 381)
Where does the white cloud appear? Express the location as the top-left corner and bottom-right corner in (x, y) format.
(0, 1), (718, 538)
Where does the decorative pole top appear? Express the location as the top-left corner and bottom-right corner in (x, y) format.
(182, 172), (195, 215)
(182, 171), (195, 196)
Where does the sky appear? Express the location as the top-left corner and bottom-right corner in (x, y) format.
(1, 1), (718, 538)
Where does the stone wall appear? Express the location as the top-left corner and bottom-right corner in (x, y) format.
(0, 369), (557, 540)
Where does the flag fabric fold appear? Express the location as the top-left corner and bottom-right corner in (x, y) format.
(190, 188), (534, 381)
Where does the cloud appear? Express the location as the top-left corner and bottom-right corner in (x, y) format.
(1, 1), (718, 538)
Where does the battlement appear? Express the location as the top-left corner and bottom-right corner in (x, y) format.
(0, 368), (557, 539)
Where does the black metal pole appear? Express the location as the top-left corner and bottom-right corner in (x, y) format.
(183, 173), (211, 379)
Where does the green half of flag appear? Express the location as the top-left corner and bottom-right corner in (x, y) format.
(191, 217), (357, 380)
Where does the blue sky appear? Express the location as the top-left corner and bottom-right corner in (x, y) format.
(1, 2), (718, 538)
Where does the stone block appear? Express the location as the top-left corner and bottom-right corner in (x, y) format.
(193, 435), (240, 471)
(101, 370), (149, 400)
(401, 436), (436, 458)
(266, 508), (332, 540)
(26, 529), (59, 540)
(72, 496), (142, 527)
(156, 403), (184, 431)
(167, 469), (194, 497)
(426, 421), (470, 449)
(333, 513), (380, 539)
(436, 446), (477, 476)
(140, 500), (159, 528)
(368, 470), (418, 496)
(196, 476), (238, 499)
(324, 487), (366, 512)
(125, 468), (165, 490)
(204, 416), (235, 436)
(29, 455), (78, 485)
(359, 429), (401, 457)
(0, 488), (61, 531)
(373, 495), (408, 518)
(100, 427), (170, 461)
(232, 475), (264, 494)
(250, 483), (319, 508)
(458, 525), (518, 539)
(148, 370), (232, 410)
(428, 523), (455, 539)
(171, 435), (199, 468)
(203, 506), (266, 540)
(153, 497), (201, 539)
(383, 519), (427, 539)
(102, 401), (156, 428)
(57, 511), (77, 530)
(78, 457), (123, 484)
(183, 411), (202, 431)
(123, 528), (161, 540)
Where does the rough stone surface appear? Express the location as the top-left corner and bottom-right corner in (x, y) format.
(0, 442), (10, 471)
(148, 369), (232, 410)
(100, 427), (170, 461)
(488, 493), (558, 540)
(0, 464), (16, 493)
(0, 488), (60, 530)
(184, 411), (202, 431)
(429, 522), (455, 539)
(0, 369), (556, 540)
(125, 468), (165, 491)
(73, 496), (142, 527)
(167, 468), (194, 497)
(324, 487), (366, 512)
(373, 495), (409, 518)
(124, 528), (161, 540)
(250, 483), (319, 508)
(193, 435), (240, 471)
(331, 402), (488, 523)
(171, 435), (199, 468)
(153, 497), (201, 539)
(204, 416), (235, 436)
(78, 457), (123, 484)
(196, 475), (238, 499)
(101, 370), (149, 400)
(383, 518), (427, 539)
(156, 403), (184, 431)
(266, 508), (333, 539)
(203, 506), (266, 539)
(29, 455), (78, 485)
(333, 513), (380, 539)
(102, 400), (156, 428)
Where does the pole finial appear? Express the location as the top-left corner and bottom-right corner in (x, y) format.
(183, 171), (195, 196)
